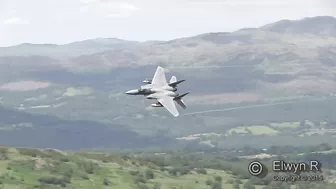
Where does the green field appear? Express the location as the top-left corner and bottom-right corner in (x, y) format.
(227, 125), (279, 136)
(270, 122), (300, 128)
(247, 126), (279, 135)
(63, 87), (93, 97)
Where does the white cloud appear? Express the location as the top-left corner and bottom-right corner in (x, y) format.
(119, 3), (139, 11)
(106, 12), (130, 19)
(79, 0), (97, 4)
(8, 9), (17, 14)
(79, 1), (139, 19)
(3, 17), (30, 25)
(190, 0), (302, 6)
(79, 6), (89, 13)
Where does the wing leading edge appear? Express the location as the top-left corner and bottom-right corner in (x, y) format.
(157, 96), (179, 117)
(151, 66), (168, 86)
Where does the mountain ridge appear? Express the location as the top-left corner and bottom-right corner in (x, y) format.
(0, 16), (336, 95)
(1, 16), (336, 95)
(1, 16), (335, 49)
(260, 16), (336, 35)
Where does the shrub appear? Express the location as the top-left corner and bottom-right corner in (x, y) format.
(145, 169), (154, 179)
(138, 182), (149, 189)
(196, 168), (207, 174)
(103, 178), (111, 186)
(129, 170), (140, 176)
(59, 157), (70, 162)
(133, 174), (147, 184)
(38, 176), (66, 186)
(214, 176), (222, 182)
(153, 183), (162, 189)
(211, 182), (222, 189)
(206, 179), (213, 185)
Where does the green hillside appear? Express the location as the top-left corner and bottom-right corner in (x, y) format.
(0, 146), (250, 189)
(1, 146), (336, 189)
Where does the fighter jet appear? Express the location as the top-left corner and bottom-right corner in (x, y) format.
(143, 76), (185, 89)
(143, 76), (185, 87)
(151, 92), (188, 110)
(144, 75), (188, 110)
(125, 66), (188, 117)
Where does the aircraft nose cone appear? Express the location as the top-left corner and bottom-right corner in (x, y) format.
(125, 89), (137, 95)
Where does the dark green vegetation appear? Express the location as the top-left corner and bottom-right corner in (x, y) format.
(0, 106), (176, 150)
(0, 145), (336, 189)
(1, 94), (336, 150)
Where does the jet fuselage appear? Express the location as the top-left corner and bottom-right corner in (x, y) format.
(125, 85), (176, 95)
(146, 91), (178, 99)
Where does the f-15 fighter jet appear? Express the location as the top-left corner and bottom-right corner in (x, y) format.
(125, 66), (188, 117)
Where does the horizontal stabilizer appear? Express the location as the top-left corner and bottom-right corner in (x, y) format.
(175, 92), (189, 99)
(175, 99), (186, 109)
(169, 80), (185, 87)
(174, 92), (189, 109)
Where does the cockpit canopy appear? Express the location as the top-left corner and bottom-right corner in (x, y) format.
(138, 88), (146, 92)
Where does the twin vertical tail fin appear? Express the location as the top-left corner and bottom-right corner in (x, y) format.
(174, 92), (189, 109)
(169, 76), (177, 84)
(169, 76), (185, 88)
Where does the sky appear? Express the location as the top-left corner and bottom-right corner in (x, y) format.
(0, 0), (335, 47)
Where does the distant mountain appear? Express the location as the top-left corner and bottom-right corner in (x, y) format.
(0, 38), (137, 58)
(65, 37), (138, 48)
(1, 16), (336, 94)
(261, 16), (336, 35)
(1, 16), (335, 59)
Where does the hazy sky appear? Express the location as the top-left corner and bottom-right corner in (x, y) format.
(0, 0), (335, 46)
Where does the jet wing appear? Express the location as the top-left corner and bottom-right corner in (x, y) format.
(157, 95), (179, 117)
(152, 66), (168, 86)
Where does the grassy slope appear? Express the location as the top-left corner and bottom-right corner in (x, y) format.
(0, 146), (258, 189)
(0, 146), (336, 189)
